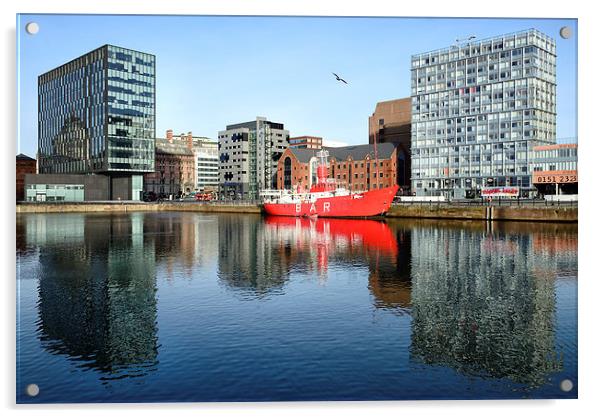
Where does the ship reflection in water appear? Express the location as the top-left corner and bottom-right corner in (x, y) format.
(262, 216), (412, 314)
(16, 213), (577, 402)
(263, 216), (399, 274)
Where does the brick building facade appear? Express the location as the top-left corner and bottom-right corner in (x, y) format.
(276, 143), (400, 193)
(143, 137), (195, 198)
(16, 154), (36, 201)
(165, 130), (219, 192)
(368, 98), (412, 191)
(289, 136), (323, 149)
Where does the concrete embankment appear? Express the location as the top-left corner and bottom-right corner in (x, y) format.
(489, 206), (577, 222)
(16, 202), (576, 222)
(386, 204), (577, 222)
(15, 202), (262, 214)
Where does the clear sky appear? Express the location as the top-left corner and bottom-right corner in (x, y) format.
(16, 14), (577, 157)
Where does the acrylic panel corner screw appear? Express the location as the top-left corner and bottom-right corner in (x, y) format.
(26, 384), (40, 397)
(25, 22), (39, 35)
(560, 379), (574, 392)
(560, 26), (571, 39)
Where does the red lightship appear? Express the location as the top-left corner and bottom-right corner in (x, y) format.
(262, 149), (398, 218)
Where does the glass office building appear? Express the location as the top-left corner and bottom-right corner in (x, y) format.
(37, 45), (155, 199)
(410, 29), (556, 197)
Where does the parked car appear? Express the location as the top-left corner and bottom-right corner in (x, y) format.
(195, 192), (214, 201)
(179, 193), (197, 201)
(142, 191), (158, 202)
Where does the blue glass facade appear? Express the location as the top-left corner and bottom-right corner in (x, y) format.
(38, 45), (155, 175)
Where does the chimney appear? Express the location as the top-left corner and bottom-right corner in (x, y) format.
(166, 129), (173, 143)
(187, 132), (193, 150)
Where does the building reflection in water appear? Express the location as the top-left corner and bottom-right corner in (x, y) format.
(217, 216), (403, 298)
(367, 225), (412, 315)
(144, 212), (219, 281)
(18, 212), (576, 389)
(217, 215), (291, 297)
(403, 219), (577, 387)
(28, 213), (159, 380)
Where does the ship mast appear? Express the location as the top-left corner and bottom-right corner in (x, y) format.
(309, 149), (335, 193)
(316, 149), (329, 186)
(373, 132), (380, 189)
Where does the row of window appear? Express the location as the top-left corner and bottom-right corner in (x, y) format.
(412, 31), (555, 67)
(414, 58), (552, 86)
(108, 61), (154, 77)
(533, 148), (578, 159)
(413, 176), (533, 189)
(26, 184), (84, 190)
(532, 161), (577, 171)
(412, 166), (530, 178)
(414, 51), (555, 76)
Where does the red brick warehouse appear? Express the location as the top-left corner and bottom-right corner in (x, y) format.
(276, 143), (400, 192)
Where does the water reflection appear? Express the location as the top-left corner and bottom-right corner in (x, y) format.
(261, 217), (414, 313)
(217, 215), (290, 297)
(367, 226), (413, 314)
(401, 219), (576, 387)
(16, 213), (577, 397)
(263, 216), (397, 270)
(21, 214), (159, 380)
(145, 212), (219, 280)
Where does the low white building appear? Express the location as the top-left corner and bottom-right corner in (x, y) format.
(165, 130), (219, 192)
(194, 146), (219, 192)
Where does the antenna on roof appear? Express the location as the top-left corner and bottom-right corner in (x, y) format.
(455, 35), (476, 48)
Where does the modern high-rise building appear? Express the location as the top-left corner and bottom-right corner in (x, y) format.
(218, 117), (289, 199)
(36, 45), (156, 200)
(410, 29), (556, 198)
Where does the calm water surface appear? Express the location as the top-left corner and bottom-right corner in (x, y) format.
(16, 212), (578, 403)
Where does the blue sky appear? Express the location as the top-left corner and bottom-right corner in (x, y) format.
(16, 14), (577, 157)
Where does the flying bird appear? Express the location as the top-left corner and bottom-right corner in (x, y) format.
(332, 72), (348, 84)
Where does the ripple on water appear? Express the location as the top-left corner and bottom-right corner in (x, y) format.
(16, 213), (578, 402)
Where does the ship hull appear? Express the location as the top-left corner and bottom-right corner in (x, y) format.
(263, 185), (399, 218)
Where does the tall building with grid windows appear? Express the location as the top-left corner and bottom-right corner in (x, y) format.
(36, 45), (155, 200)
(218, 117), (289, 200)
(410, 29), (556, 198)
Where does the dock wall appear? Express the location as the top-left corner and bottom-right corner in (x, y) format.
(385, 204), (577, 222)
(16, 202), (576, 222)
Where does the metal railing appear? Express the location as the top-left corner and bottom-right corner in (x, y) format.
(166, 199), (262, 206)
(392, 198), (577, 208)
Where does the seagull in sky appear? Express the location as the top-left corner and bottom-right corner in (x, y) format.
(332, 72), (348, 84)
